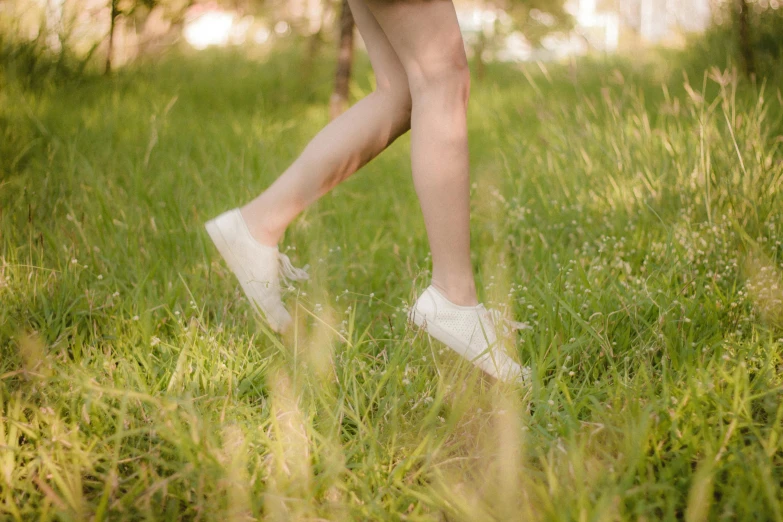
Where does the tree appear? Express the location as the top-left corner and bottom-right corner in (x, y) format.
(104, 0), (195, 74)
(736, 0), (754, 77)
(105, 0), (119, 73)
(325, 0), (573, 115)
(329, 0), (354, 119)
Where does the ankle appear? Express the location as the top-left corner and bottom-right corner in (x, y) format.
(431, 279), (478, 307)
(239, 206), (283, 247)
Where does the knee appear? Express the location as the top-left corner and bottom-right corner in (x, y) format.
(406, 49), (471, 109)
(375, 81), (413, 132)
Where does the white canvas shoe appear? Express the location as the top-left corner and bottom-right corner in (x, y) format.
(410, 285), (531, 384)
(205, 208), (309, 333)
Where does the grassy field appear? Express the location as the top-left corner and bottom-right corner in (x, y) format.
(1, 41), (783, 520)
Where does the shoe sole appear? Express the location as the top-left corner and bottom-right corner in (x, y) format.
(411, 307), (524, 383)
(205, 218), (289, 332)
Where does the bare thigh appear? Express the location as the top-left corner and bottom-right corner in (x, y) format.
(346, 0), (409, 93)
(361, 0), (468, 88)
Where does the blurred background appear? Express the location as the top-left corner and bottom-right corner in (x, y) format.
(1, 0), (781, 96)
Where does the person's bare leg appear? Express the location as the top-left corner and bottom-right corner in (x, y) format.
(241, 0), (411, 247)
(365, 0), (477, 306)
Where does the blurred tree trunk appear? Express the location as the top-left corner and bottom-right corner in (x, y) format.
(166, 0), (195, 51)
(473, 29), (487, 81)
(306, 2), (330, 65)
(329, 0), (354, 120)
(105, 0), (118, 74)
(302, 22), (325, 79)
(737, 0), (755, 77)
(307, 27), (324, 63)
(471, 0), (488, 81)
(135, 7), (154, 57)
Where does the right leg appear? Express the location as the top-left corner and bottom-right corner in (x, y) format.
(240, 0), (412, 246)
(364, 0), (477, 306)
(363, 1), (527, 382)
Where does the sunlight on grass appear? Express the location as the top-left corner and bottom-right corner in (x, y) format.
(1, 45), (782, 519)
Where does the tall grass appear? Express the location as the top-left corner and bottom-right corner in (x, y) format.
(1, 43), (782, 520)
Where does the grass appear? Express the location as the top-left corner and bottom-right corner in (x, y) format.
(1, 41), (783, 520)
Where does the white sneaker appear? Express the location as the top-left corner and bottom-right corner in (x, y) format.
(205, 208), (309, 333)
(410, 285), (531, 384)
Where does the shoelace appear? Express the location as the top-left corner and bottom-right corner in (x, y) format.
(485, 307), (532, 336)
(278, 252), (310, 284)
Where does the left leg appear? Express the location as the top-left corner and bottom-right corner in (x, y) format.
(240, 0), (412, 246)
(206, 0), (412, 333)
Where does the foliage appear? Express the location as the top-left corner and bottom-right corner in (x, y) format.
(465, 0), (573, 78)
(502, 0), (574, 45)
(687, 0), (783, 80)
(0, 0), (198, 86)
(0, 1), (99, 89)
(1, 42), (783, 519)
